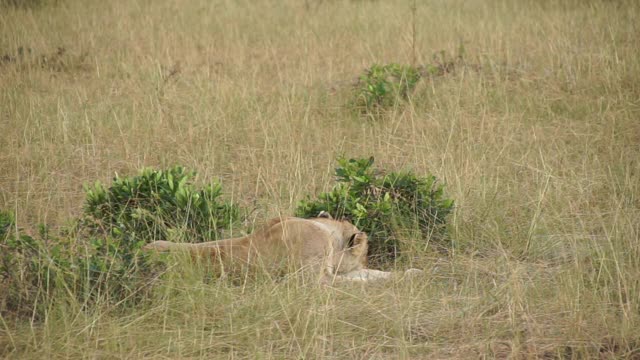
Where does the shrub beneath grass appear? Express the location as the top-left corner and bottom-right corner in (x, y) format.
(77, 166), (241, 302)
(1, 167), (243, 318)
(0, 0), (52, 8)
(0, 211), (64, 318)
(82, 166), (240, 244)
(296, 157), (454, 265)
(0, 209), (157, 316)
(353, 64), (421, 116)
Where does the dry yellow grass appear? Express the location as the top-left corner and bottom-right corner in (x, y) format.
(1, 0), (639, 358)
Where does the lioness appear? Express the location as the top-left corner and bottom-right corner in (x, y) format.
(143, 212), (419, 283)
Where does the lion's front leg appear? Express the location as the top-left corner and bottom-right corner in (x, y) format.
(331, 269), (392, 282)
(328, 268), (424, 283)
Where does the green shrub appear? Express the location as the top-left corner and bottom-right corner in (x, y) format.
(83, 166), (240, 245)
(0, 210), (12, 240)
(2, 167), (242, 318)
(296, 157), (454, 265)
(0, 211), (150, 316)
(0, 211), (65, 318)
(71, 235), (165, 306)
(353, 64), (421, 115)
(76, 166), (241, 302)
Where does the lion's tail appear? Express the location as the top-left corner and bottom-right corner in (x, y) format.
(143, 240), (223, 260)
(143, 232), (256, 265)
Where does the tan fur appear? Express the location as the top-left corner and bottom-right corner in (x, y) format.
(143, 215), (368, 280)
(143, 212), (423, 283)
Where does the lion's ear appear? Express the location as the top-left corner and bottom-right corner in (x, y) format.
(348, 233), (368, 259)
(348, 232), (367, 248)
(317, 211), (333, 219)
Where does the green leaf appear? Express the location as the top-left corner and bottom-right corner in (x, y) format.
(167, 172), (174, 191)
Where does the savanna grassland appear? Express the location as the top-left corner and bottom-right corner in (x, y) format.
(1, 0), (639, 358)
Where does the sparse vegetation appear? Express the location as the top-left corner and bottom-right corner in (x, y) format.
(0, 210), (57, 318)
(0, 46), (89, 72)
(353, 63), (421, 115)
(0, 0), (57, 9)
(1, 0), (639, 358)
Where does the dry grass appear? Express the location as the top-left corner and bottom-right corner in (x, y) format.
(1, 0), (639, 358)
